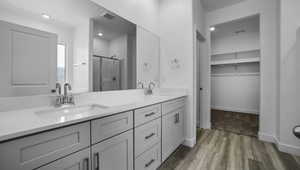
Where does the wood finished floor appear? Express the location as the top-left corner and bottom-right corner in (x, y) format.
(211, 110), (259, 137)
(159, 129), (300, 170)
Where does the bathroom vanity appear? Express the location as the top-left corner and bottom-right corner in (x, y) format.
(0, 93), (186, 170)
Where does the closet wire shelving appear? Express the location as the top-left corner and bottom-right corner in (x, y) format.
(210, 49), (260, 77)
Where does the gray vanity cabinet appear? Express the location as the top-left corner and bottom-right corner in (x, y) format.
(91, 130), (134, 170)
(36, 148), (90, 170)
(162, 99), (185, 162)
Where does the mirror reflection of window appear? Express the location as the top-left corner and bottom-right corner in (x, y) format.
(57, 44), (66, 83)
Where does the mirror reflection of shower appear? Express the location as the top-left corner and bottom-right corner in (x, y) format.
(91, 12), (136, 91)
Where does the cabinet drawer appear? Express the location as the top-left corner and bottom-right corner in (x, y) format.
(135, 143), (161, 170)
(91, 111), (133, 144)
(37, 148), (90, 170)
(135, 118), (161, 157)
(162, 107), (184, 162)
(162, 98), (185, 116)
(0, 122), (90, 170)
(135, 104), (161, 127)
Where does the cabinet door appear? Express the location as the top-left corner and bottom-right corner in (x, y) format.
(91, 130), (133, 170)
(0, 20), (57, 97)
(37, 148), (90, 170)
(162, 107), (184, 162)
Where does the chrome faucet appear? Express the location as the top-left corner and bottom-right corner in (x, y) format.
(145, 82), (155, 95)
(55, 83), (74, 107)
(63, 83), (74, 105)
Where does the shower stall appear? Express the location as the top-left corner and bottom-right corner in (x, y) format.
(93, 55), (121, 91)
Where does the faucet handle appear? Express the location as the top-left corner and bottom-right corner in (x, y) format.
(137, 81), (144, 89)
(148, 82), (155, 89)
(55, 83), (62, 95)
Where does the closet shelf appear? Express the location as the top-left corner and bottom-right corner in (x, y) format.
(211, 57), (260, 66)
(211, 48), (260, 56)
(211, 72), (260, 77)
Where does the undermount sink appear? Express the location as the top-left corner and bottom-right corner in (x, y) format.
(35, 104), (108, 122)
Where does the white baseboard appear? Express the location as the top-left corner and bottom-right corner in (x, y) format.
(201, 122), (211, 129)
(183, 137), (196, 148)
(211, 106), (259, 114)
(258, 132), (276, 143)
(259, 132), (300, 156)
(277, 140), (300, 156)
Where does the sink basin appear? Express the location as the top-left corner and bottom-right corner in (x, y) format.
(35, 104), (108, 122)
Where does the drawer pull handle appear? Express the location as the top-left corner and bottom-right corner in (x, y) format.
(145, 133), (155, 140)
(83, 158), (89, 170)
(145, 159), (155, 168)
(145, 112), (155, 117)
(94, 152), (99, 170)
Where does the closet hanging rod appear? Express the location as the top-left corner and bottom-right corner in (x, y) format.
(93, 55), (121, 61)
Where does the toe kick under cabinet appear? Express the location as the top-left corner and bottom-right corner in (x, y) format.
(0, 97), (186, 170)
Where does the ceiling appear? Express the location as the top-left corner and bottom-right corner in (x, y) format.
(0, 0), (136, 40)
(0, 0), (107, 27)
(211, 15), (259, 38)
(201, 0), (246, 12)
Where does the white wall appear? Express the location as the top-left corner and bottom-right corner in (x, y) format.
(159, 0), (196, 146)
(211, 75), (260, 113)
(279, 0), (300, 155)
(73, 23), (90, 93)
(211, 32), (260, 55)
(137, 27), (160, 87)
(205, 0), (279, 145)
(93, 37), (109, 56)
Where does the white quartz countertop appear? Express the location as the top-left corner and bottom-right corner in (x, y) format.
(0, 93), (186, 142)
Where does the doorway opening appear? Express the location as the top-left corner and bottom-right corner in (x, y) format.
(209, 15), (260, 137)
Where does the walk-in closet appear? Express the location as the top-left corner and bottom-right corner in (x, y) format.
(210, 15), (260, 137)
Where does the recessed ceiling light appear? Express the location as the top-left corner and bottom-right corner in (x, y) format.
(42, 13), (51, 20)
(98, 32), (103, 37)
(210, 27), (216, 31)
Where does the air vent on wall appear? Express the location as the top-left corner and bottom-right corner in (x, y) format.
(103, 13), (115, 20)
(235, 29), (246, 34)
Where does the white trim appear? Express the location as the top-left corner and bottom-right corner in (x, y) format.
(211, 105), (259, 114)
(258, 132), (276, 143)
(200, 121), (211, 129)
(259, 132), (300, 156)
(277, 142), (300, 156)
(183, 137), (196, 148)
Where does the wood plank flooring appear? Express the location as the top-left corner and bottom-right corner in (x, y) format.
(211, 110), (259, 137)
(159, 129), (300, 170)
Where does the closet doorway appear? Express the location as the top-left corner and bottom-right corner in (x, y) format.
(210, 15), (260, 137)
